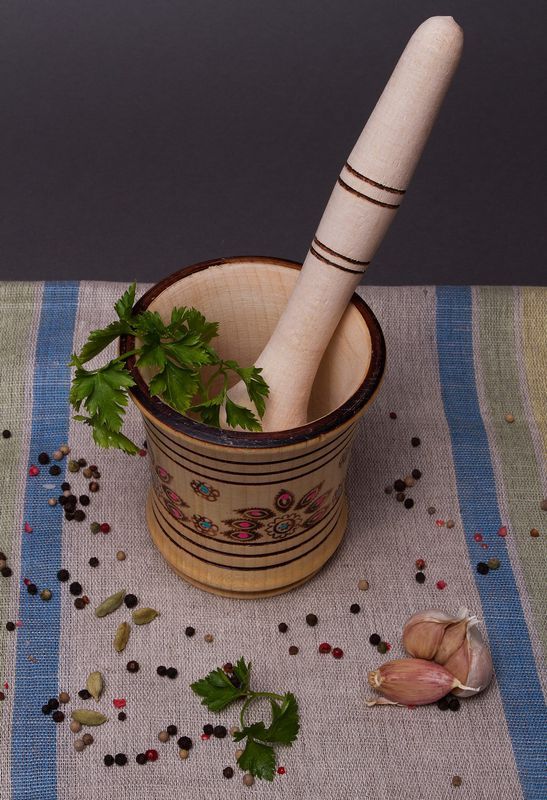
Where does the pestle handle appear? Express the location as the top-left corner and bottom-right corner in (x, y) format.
(228, 17), (463, 432)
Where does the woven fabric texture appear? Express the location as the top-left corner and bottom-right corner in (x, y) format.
(0, 282), (545, 800)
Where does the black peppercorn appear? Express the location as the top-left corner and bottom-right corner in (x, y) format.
(47, 698), (59, 710)
(114, 753), (127, 766)
(124, 594), (138, 609)
(213, 725), (227, 739)
(1, 567), (12, 578)
(77, 458), (87, 467)
(177, 736), (192, 750)
(203, 724), (214, 735)
(127, 660), (140, 673)
(69, 582), (82, 596)
(156, 665), (167, 676)
(278, 622), (288, 633)
(448, 696), (461, 712)
(58, 495), (67, 506)
(185, 625), (195, 637)
(61, 482), (70, 491)
(166, 667), (178, 679)
(166, 724), (177, 736)
(350, 603), (360, 614)
(437, 696), (450, 711)
(223, 766), (234, 779)
(411, 468), (421, 479)
(57, 569), (70, 582)
(103, 754), (115, 766)
(369, 633), (381, 646)
(5, 621), (15, 631)
(74, 598), (85, 609)
(118, 712), (127, 721)
(79, 495), (90, 506)
(404, 498), (414, 509)
(136, 753), (147, 765)
(411, 436), (421, 447)
(42, 703), (51, 714)
(393, 479), (406, 492)
(2, 429), (11, 438)
(88, 557), (99, 568)
(78, 689), (92, 700)
(49, 465), (61, 476)
(64, 511), (75, 521)
(395, 492), (406, 502)
(52, 710), (65, 723)
(415, 571), (426, 584)
(73, 510), (86, 522)
(27, 583), (38, 595)
(305, 613), (318, 627)
(38, 452), (50, 465)
(288, 645), (299, 655)
(477, 562), (489, 575)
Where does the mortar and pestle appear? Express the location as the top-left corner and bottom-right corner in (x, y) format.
(121, 17), (463, 598)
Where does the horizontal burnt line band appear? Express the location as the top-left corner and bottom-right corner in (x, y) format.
(153, 504), (343, 571)
(145, 420), (355, 478)
(145, 415), (355, 467)
(312, 237), (371, 267)
(344, 162), (406, 195)
(337, 177), (400, 209)
(147, 428), (350, 487)
(152, 492), (342, 555)
(309, 245), (366, 274)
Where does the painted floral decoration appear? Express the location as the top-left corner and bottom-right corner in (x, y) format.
(190, 480), (220, 501)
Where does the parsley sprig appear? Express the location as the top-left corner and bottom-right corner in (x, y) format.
(69, 283), (269, 453)
(191, 658), (299, 781)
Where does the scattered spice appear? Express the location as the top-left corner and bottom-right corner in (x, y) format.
(446, 519), (455, 528)
(411, 437), (421, 447)
(498, 526), (508, 537)
(177, 736), (192, 750)
(487, 558), (501, 570)
(116, 550), (126, 561)
(427, 506), (436, 515)
(452, 775), (463, 787)
(504, 413), (514, 423)
(411, 469), (421, 479)
(415, 559), (426, 570)
(185, 626), (196, 637)
(40, 588), (52, 601)
(204, 633), (214, 643)
(476, 563), (489, 575)
(288, 646), (299, 655)
(69, 720), (82, 733)
(145, 749), (159, 762)
(436, 580), (447, 590)
(88, 557), (99, 568)
(305, 613), (318, 627)
(350, 603), (360, 614)
(530, 528), (540, 538)
(223, 766), (234, 779)
(404, 498), (414, 509)
(243, 774), (255, 786)
(369, 634), (381, 646)
(332, 647), (344, 659)
(278, 622), (288, 633)
(415, 572), (426, 584)
(126, 660), (140, 673)
(541, 499), (547, 512)
(358, 579), (369, 591)
(95, 589), (126, 617)
(114, 753), (128, 766)
(59, 692), (70, 704)
(377, 642), (388, 654)
(136, 753), (147, 765)
(319, 642), (332, 654)
(166, 667), (178, 679)
(132, 607), (159, 625)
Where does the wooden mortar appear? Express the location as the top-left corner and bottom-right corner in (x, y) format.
(121, 257), (385, 598)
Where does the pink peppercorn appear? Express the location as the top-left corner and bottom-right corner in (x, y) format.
(435, 519), (445, 527)
(415, 558), (426, 570)
(100, 523), (110, 534)
(24, 522), (33, 533)
(145, 749), (158, 762)
(200, 733), (210, 741)
(29, 466), (39, 476)
(277, 766), (286, 775)
(498, 526), (508, 537)
(318, 642), (331, 654)
(332, 647), (344, 659)
(474, 533), (483, 542)
(139, 449), (147, 457)
(436, 580), (447, 590)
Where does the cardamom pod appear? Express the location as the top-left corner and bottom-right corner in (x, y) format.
(86, 670), (104, 701)
(132, 607), (159, 625)
(114, 621), (130, 652)
(95, 589), (126, 618)
(71, 709), (108, 726)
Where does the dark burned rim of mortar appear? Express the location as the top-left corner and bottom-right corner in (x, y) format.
(120, 256), (386, 449)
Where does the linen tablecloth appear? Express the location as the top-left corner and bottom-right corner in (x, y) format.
(0, 282), (545, 800)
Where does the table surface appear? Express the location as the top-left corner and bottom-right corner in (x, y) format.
(0, 282), (545, 800)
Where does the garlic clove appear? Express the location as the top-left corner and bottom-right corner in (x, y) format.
(402, 609), (468, 660)
(367, 658), (479, 706)
(442, 640), (470, 685)
(435, 617), (471, 664)
(452, 619), (493, 697)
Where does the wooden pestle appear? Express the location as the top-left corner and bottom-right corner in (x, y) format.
(226, 16), (463, 432)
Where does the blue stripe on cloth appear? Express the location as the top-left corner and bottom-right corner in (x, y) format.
(436, 286), (547, 800)
(11, 282), (79, 800)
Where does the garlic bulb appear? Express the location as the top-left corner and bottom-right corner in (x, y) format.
(444, 618), (493, 697)
(366, 658), (480, 707)
(403, 607), (471, 661)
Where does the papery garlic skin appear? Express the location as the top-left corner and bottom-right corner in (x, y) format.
(402, 609), (469, 661)
(435, 617), (471, 664)
(367, 658), (479, 706)
(448, 619), (493, 697)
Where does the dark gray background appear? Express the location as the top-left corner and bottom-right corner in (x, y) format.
(1, 1), (545, 285)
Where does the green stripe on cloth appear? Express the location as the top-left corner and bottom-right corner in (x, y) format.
(477, 287), (547, 655)
(0, 282), (42, 732)
(521, 288), (547, 462)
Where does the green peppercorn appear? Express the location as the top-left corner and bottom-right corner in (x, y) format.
(90, 522), (101, 534)
(377, 642), (388, 654)
(40, 588), (52, 601)
(487, 557), (501, 570)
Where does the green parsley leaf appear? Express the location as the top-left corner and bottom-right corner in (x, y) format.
(71, 320), (132, 365)
(233, 657), (251, 692)
(148, 361), (199, 413)
(163, 339), (215, 367)
(134, 310), (168, 339)
(190, 667), (247, 712)
(183, 308), (219, 343)
(188, 395), (223, 428)
(70, 361), (135, 432)
(74, 415), (140, 454)
(233, 693), (299, 746)
(114, 282), (136, 322)
(225, 397), (262, 432)
(136, 343), (167, 369)
(237, 739), (276, 781)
